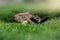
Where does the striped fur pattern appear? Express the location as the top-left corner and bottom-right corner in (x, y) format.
(13, 12), (47, 24)
(30, 15), (43, 24)
(13, 12), (34, 24)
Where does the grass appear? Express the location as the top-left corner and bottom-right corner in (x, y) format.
(0, 3), (60, 40)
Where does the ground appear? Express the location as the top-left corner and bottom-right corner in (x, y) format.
(0, 3), (60, 40)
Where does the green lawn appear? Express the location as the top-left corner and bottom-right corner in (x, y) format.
(0, 4), (60, 40)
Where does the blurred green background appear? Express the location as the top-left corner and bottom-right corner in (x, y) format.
(0, 0), (60, 40)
